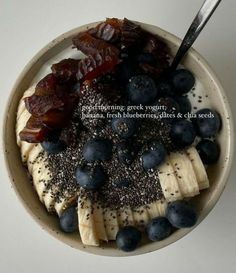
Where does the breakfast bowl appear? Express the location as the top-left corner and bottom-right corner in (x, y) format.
(3, 20), (234, 256)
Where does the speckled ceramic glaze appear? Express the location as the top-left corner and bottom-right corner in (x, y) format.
(3, 22), (234, 256)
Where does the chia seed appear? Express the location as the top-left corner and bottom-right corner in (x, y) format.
(44, 84), (176, 210)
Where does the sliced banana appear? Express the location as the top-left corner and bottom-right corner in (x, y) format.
(16, 109), (31, 148)
(103, 207), (119, 240)
(27, 144), (44, 173)
(43, 184), (60, 212)
(31, 155), (51, 202)
(158, 157), (183, 202)
(20, 141), (35, 163)
(78, 196), (99, 246)
(54, 192), (78, 216)
(156, 199), (168, 216)
(132, 206), (150, 229)
(16, 86), (35, 147)
(117, 206), (134, 227)
(186, 147), (209, 190)
(17, 85), (35, 118)
(169, 151), (199, 197)
(146, 202), (161, 219)
(93, 203), (108, 241)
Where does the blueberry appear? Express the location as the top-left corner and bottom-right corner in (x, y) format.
(117, 60), (136, 84)
(116, 226), (142, 252)
(166, 200), (198, 228)
(112, 117), (138, 138)
(127, 75), (158, 105)
(116, 141), (135, 165)
(141, 142), (166, 170)
(170, 120), (196, 148)
(113, 179), (131, 188)
(83, 138), (113, 162)
(41, 139), (66, 154)
(156, 81), (174, 97)
(171, 69), (195, 94)
(174, 96), (192, 115)
(154, 97), (180, 123)
(196, 139), (220, 164)
(72, 82), (81, 94)
(75, 165), (106, 190)
(136, 53), (156, 65)
(59, 207), (78, 233)
(192, 108), (221, 138)
(146, 217), (172, 241)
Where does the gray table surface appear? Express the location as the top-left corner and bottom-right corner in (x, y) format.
(0, 0), (235, 272)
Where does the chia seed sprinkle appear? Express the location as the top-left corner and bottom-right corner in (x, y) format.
(43, 84), (176, 210)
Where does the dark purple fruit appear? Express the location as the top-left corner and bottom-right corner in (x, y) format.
(196, 139), (220, 164)
(146, 217), (172, 241)
(192, 108), (221, 138)
(116, 226), (142, 252)
(171, 69), (195, 95)
(170, 120), (196, 148)
(166, 200), (198, 228)
(127, 75), (158, 105)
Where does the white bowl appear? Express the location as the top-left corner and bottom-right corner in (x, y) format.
(3, 21), (234, 256)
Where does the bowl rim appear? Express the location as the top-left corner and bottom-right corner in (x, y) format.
(2, 21), (235, 257)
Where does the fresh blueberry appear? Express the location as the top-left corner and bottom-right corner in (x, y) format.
(154, 97), (180, 123)
(170, 120), (196, 148)
(174, 96), (192, 115)
(41, 139), (66, 154)
(116, 141), (135, 165)
(171, 69), (195, 94)
(196, 139), (220, 164)
(116, 226), (142, 252)
(112, 117), (138, 138)
(72, 82), (81, 94)
(59, 207), (78, 233)
(156, 81), (174, 97)
(166, 200), (198, 228)
(113, 178), (131, 188)
(141, 142), (166, 170)
(127, 75), (158, 105)
(146, 217), (172, 241)
(117, 60), (136, 84)
(75, 165), (106, 190)
(136, 53), (156, 65)
(83, 138), (113, 162)
(192, 108), (221, 138)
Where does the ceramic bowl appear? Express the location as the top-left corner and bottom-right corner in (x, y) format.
(3, 21), (234, 256)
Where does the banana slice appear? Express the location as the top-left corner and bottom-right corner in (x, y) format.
(146, 202), (161, 219)
(54, 192), (78, 216)
(31, 155), (51, 202)
(21, 141), (35, 163)
(17, 85), (35, 119)
(169, 152), (199, 197)
(156, 199), (167, 216)
(117, 206), (134, 227)
(158, 157), (183, 202)
(93, 203), (108, 241)
(16, 86), (36, 158)
(43, 184), (60, 212)
(146, 199), (167, 219)
(16, 109), (31, 147)
(27, 144), (44, 173)
(132, 206), (150, 229)
(16, 90), (35, 161)
(103, 207), (119, 240)
(186, 147), (209, 190)
(78, 196), (99, 246)
(16, 108), (32, 151)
